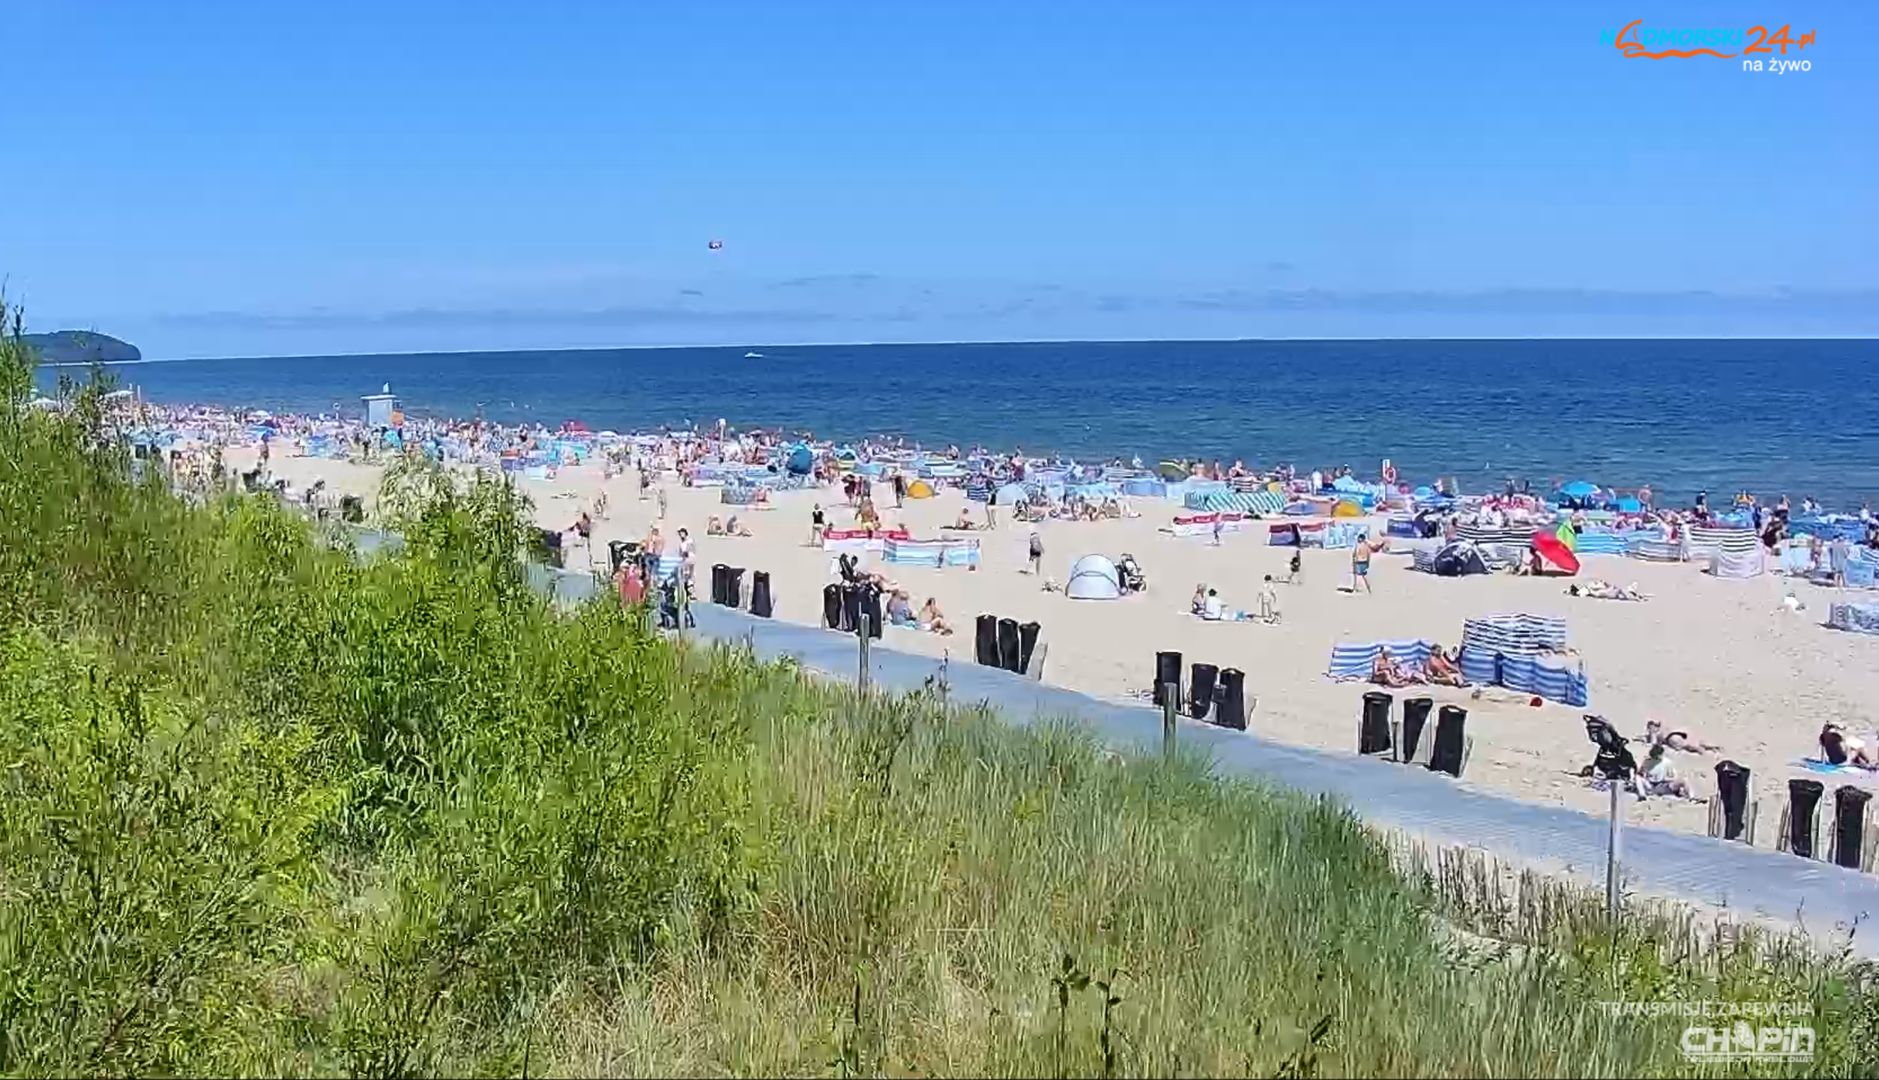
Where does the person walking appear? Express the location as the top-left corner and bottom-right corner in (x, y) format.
(1351, 538), (1373, 594)
(1027, 524), (1044, 576)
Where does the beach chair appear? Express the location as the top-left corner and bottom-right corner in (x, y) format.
(1706, 761), (1758, 844)
(1776, 779), (1825, 859)
(1830, 785), (1877, 872)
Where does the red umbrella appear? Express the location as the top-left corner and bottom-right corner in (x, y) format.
(563, 420), (591, 434)
(1532, 530), (1581, 575)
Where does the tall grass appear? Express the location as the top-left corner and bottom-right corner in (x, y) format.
(2, 305), (1876, 1076)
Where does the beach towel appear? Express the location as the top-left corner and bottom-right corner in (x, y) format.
(1326, 639), (1436, 680)
(1796, 758), (1874, 776)
(1827, 601), (1879, 635)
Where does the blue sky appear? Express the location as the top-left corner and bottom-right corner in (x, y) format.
(7, 0), (1876, 356)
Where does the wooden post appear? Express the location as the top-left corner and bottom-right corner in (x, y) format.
(1161, 682), (1177, 759)
(857, 613), (872, 694)
(1606, 776), (1624, 923)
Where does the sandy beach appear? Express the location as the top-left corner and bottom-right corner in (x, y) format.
(245, 448), (1879, 839)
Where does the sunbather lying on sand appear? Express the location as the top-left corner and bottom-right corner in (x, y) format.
(1642, 718), (1721, 753)
(1569, 579), (1648, 601)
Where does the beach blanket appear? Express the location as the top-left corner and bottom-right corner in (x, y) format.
(1827, 601), (1879, 635)
(1327, 639), (1435, 680)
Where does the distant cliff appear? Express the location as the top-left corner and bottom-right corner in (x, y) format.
(21, 330), (142, 364)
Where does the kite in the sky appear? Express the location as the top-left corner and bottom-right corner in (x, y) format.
(708, 239), (724, 250)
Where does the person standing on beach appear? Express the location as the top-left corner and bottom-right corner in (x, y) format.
(892, 470), (906, 508)
(1351, 538), (1373, 594)
(657, 486), (669, 520)
(1027, 525), (1044, 576)
(809, 502), (826, 546)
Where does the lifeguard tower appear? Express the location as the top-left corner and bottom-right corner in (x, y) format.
(363, 384), (400, 428)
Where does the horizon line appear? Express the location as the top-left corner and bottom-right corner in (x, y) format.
(69, 332), (1879, 365)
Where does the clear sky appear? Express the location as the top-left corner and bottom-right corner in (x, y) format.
(7, 0), (1876, 356)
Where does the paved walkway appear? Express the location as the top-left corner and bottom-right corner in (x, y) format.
(691, 603), (1879, 953)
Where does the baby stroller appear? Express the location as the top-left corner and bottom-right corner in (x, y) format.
(1116, 553), (1147, 593)
(655, 578), (695, 630)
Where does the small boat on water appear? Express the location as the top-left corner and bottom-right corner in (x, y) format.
(744, 350), (764, 359)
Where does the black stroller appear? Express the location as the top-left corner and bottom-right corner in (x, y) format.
(1115, 553), (1147, 593)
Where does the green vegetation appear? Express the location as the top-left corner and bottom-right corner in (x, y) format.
(2, 307), (1876, 1076)
(18, 329), (141, 364)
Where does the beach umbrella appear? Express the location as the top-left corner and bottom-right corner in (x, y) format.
(1555, 522), (1577, 551)
(1532, 530), (1581, 575)
(1557, 480), (1599, 499)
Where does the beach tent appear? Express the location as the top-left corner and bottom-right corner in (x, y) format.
(994, 482), (1029, 506)
(1557, 481), (1599, 499)
(1065, 554), (1123, 600)
(906, 478), (935, 499)
(1331, 499), (1364, 518)
(785, 444), (814, 475)
(1431, 540), (1489, 577)
(1532, 531), (1581, 575)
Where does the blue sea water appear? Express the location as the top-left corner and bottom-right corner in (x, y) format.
(46, 339), (1879, 506)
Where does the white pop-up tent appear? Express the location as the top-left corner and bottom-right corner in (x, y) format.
(1066, 554), (1122, 600)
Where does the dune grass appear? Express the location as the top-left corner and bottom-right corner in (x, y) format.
(3, 310), (1877, 1076)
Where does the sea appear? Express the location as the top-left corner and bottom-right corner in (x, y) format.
(44, 338), (1879, 506)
